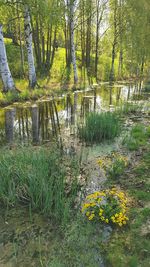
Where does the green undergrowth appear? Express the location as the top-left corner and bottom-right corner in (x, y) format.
(79, 112), (122, 144)
(143, 81), (150, 92)
(104, 125), (150, 266)
(0, 88), (51, 106)
(47, 215), (105, 267)
(123, 124), (150, 151)
(0, 146), (79, 223)
(119, 102), (142, 115)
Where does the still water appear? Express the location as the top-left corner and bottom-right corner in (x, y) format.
(0, 82), (143, 146)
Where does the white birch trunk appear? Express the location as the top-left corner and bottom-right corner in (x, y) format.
(0, 25), (15, 92)
(24, 6), (37, 88)
(69, 0), (78, 84)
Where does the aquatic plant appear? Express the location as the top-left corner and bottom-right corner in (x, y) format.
(82, 188), (129, 227)
(119, 102), (142, 115)
(0, 146), (79, 223)
(78, 112), (121, 143)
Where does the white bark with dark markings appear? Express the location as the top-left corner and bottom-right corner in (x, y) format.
(0, 25), (15, 92)
(24, 6), (37, 88)
(69, 0), (78, 84)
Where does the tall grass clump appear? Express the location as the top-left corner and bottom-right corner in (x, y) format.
(0, 146), (79, 223)
(79, 112), (121, 143)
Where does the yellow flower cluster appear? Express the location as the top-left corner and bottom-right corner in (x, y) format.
(81, 188), (129, 227)
(111, 212), (129, 226)
(97, 153), (128, 172)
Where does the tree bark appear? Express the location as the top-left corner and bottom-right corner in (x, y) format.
(69, 0), (78, 84)
(24, 6), (37, 88)
(0, 25), (15, 92)
(109, 0), (118, 83)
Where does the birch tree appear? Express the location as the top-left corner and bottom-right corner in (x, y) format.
(24, 6), (37, 88)
(68, 0), (78, 84)
(109, 0), (119, 82)
(0, 24), (15, 92)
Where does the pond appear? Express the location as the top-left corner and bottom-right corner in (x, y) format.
(0, 82), (143, 147)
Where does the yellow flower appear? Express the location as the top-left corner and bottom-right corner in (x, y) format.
(86, 211), (90, 217)
(105, 219), (109, 223)
(90, 202), (96, 207)
(89, 214), (95, 220)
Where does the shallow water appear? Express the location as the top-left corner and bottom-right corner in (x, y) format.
(0, 207), (60, 267)
(0, 81), (149, 267)
(0, 82), (142, 146)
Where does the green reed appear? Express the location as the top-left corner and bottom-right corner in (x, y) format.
(79, 112), (121, 144)
(0, 146), (79, 223)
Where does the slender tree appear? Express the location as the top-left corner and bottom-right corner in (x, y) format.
(0, 24), (15, 92)
(24, 5), (37, 88)
(69, 0), (78, 84)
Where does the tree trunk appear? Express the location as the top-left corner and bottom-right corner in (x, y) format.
(69, 0), (78, 84)
(109, 0), (118, 83)
(86, 1), (92, 70)
(24, 6), (37, 88)
(0, 25), (15, 92)
(17, 3), (25, 77)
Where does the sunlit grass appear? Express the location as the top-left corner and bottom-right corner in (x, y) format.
(105, 147), (150, 267)
(122, 124), (149, 151)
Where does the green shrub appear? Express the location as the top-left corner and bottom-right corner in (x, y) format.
(19, 89), (30, 101)
(5, 91), (19, 102)
(0, 146), (79, 223)
(78, 112), (121, 143)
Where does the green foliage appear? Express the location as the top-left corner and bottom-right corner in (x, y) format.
(47, 214), (105, 267)
(107, 154), (128, 179)
(119, 102), (142, 115)
(105, 148), (150, 267)
(19, 89), (30, 101)
(123, 124), (149, 151)
(0, 146), (79, 223)
(144, 82), (150, 92)
(5, 91), (19, 102)
(6, 43), (27, 78)
(82, 189), (129, 227)
(79, 112), (121, 143)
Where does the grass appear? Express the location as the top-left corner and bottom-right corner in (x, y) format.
(0, 146), (79, 223)
(47, 214), (105, 267)
(119, 102), (142, 115)
(104, 125), (150, 267)
(79, 111), (122, 144)
(122, 124), (150, 151)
